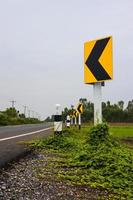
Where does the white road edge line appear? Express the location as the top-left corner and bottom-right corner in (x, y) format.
(0, 127), (53, 142)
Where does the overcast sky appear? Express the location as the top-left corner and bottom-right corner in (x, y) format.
(0, 0), (133, 119)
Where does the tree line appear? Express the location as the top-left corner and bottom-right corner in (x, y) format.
(0, 107), (41, 126)
(45, 99), (133, 123)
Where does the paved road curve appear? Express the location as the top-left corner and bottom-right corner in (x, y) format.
(0, 123), (53, 167)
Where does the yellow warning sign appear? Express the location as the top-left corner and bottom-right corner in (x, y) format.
(73, 110), (78, 118)
(76, 103), (83, 114)
(84, 36), (113, 84)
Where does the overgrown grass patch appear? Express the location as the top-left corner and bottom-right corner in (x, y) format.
(30, 128), (88, 153)
(110, 126), (133, 138)
(30, 124), (133, 199)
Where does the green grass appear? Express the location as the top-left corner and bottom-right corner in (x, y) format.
(83, 124), (133, 139)
(110, 126), (133, 138)
(29, 124), (133, 199)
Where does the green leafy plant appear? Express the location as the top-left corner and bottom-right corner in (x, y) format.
(30, 124), (133, 199)
(88, 123), (110, 144)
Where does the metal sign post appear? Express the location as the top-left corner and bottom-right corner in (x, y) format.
(93, 82), (102, 125)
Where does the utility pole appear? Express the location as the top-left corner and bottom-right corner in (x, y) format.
(36, 112), (39, 119)
(10, 100), (16, 109)
(23, 105), (27, 117)
(10, 100), (16, 117)
(31, 110), (34, 118)
(28, 110), (31, 118)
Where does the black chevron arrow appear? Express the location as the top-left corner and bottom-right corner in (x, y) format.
(73, 110), (77, 116)
(77, 104), (82, 113)
(85, 37), (111, 81)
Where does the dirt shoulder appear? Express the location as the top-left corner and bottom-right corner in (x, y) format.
(121, 137), (133, 147)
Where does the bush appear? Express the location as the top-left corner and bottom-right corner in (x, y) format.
(0, 113), (9, 125)
(88, 123), (110, 145)
(0, 109), (41, 126)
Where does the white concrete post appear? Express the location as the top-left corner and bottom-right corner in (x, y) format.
(74, 117), (77, 126)
(93, 82), (102, 125)
(71, 118), (73, 125)
(78, 113), (81, 129)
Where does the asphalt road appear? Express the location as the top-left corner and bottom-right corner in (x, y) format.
(0, 123), (53, 168)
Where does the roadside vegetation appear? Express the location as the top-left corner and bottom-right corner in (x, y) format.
(0, 107), (41, 126)
(110, 126), (133, 139)
(29, 123), (133, 199)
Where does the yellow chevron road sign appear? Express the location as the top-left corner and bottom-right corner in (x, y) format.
(84, 36), (113, 84)
(73, 110), (78, 117)
(77, 103), (83, 114)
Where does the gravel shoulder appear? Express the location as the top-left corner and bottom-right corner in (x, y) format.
(0, 149), (120, 200)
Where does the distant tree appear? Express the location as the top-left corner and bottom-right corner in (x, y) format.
(118, 101), (124, 110)
(0, 107), (42, 126)
(126, 100), (133, 112)
(0, 112), (9, 125)
(107, 101), (111, 107)
(126, 100), (133, 122)
(79, 98), (87, 105)
(19, 113), (25, 118)
(4, 107), (19, 118)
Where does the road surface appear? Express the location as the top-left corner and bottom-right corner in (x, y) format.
(0, 123), (53, 167)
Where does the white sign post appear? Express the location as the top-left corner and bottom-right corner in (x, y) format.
(93, 82), (102, 125)
(71, 118), (73, 126)
(74, 116), (77, 126)
(78, 113), (81, 129)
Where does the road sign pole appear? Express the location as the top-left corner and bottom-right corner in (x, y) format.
(71, 118), (73, 126)
(75, 117), (77, 126)
(73, 117), (75, 125)
(78, 113), (81, 129)
(93, 82), (102, 125)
